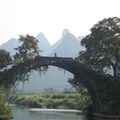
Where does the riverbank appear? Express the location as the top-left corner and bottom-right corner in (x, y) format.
(9, 92), (91, 111)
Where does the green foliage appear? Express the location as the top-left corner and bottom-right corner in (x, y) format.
(14, 34), (40, 62)
(68, 76), (86, 92)
(68, 17), (120, 114)
(13, 34), (40, 84)
(0, 49), (12, 119)
(0, 49), (12, 69)
(9, 92), (91, 111)
(0, 89), (12, 120)
(16, 73), (30, 88)
(79, 17), (120, 80)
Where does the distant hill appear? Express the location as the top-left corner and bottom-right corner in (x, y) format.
(48, 29), (69, 55)
(0, 30), (84, 92)
(18, 66), (73, 92)
(36, 33), (51, 55)
(49, 29), (84, 58)
(0, 33), (51, 56)
(0, 38), (19, 56)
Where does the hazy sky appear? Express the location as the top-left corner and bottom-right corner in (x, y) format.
(0, 0), (120, 45)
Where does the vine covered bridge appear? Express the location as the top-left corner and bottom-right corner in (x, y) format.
(0, 56), (120, 118)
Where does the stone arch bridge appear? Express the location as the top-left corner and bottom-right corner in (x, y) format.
(0, 56), (120, 117)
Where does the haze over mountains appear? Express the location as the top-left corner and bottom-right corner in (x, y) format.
(0, 29), (84, 92)
(0, 38), (20, 56)
(36, 33), (51, 55)
(49, 29), (84, 57)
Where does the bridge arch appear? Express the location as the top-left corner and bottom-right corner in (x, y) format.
(1, 56), (120, 116)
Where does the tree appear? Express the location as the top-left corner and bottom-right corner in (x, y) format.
(13, 34), (40, 86)
(0, 50), (12, 119)
(14, 34), (40, 62)
(0, 49), (12, 91)
(79, 17), (120, 80)
(0, 49), (12, 69)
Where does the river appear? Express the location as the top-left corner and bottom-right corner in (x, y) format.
(11, 105), (86, 120)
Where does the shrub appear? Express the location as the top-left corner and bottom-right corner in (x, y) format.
(0, 89), (12, 120)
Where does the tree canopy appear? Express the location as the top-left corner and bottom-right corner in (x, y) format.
(13, 34), (40, 85)
(0, 50), (12, 118)
(78, 17), (120, 80)
(14, 34), (40, 62)
(0, 49), (12, 69)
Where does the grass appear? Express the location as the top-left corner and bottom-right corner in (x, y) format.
(9, 92), (92, 111)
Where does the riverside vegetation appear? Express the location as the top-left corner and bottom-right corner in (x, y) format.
(0, 89), (12, 120)
(9, 91), (91, 113)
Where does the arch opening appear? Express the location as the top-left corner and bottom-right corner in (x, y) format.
(17, 65), (74, 93)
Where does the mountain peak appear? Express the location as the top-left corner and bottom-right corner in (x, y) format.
(36, 32), (48, 40)
(0, 38), (19, 56)
(62, 29), (70, 37)
(59, 29), (72, 43)
(36, 32), (51, 55)
(2, 38), (17, 45)
(49, 29), (84, 58)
